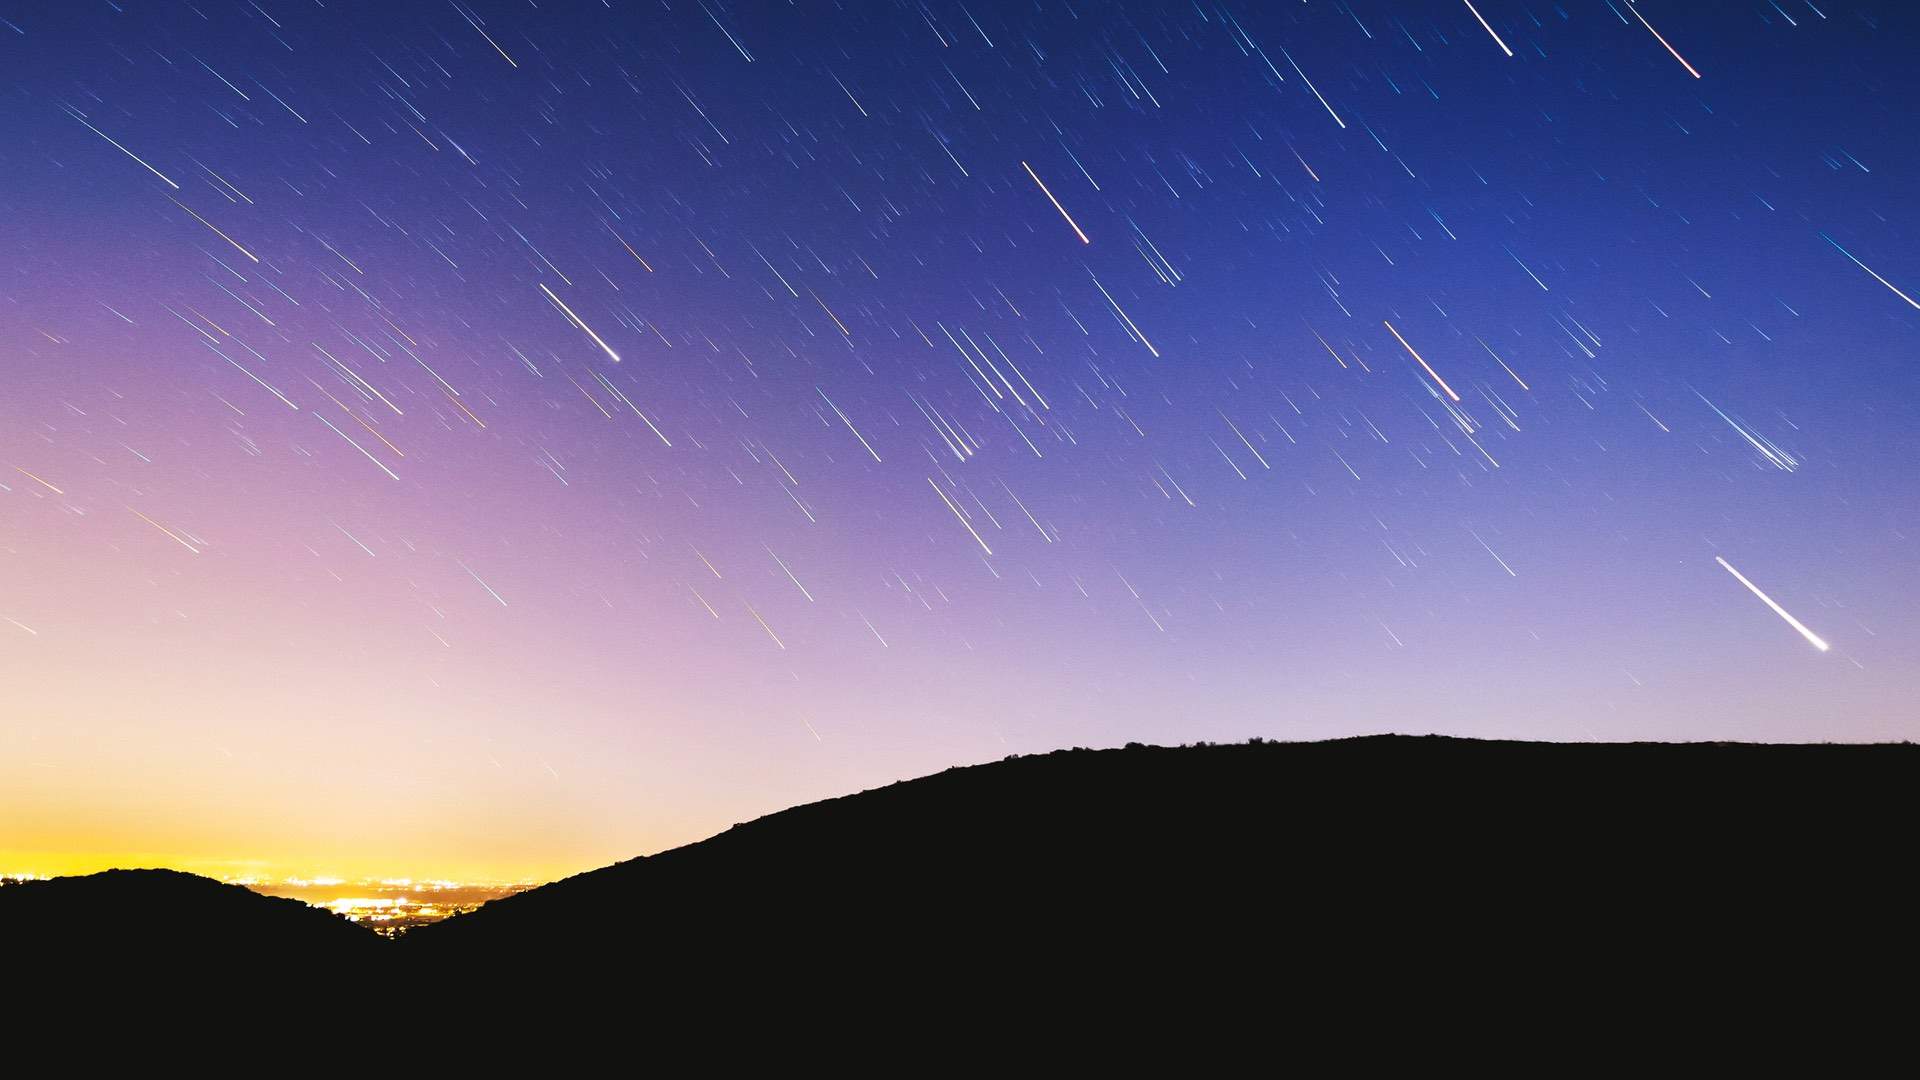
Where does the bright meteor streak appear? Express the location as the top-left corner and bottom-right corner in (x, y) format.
(1626, 0), (1703, 79)
(451, 0), (517, 67)
(1383, 321), (1461, 402)
(1820, 232), (1920, 310)
(1463, 1), (1514, 57)
(458, 558), (509, 607)
(1277, 46), (1346, 130)
(13, 467), (64, 495)
(1716, 556), (1829, 652)
(1087, 268), (1158, 358)
(539, 282), (622, 362)
(168, 196), (259, 262)
(929, 477), (994, 556)
(128, 507), (202, 554)
(1023, 161), (1090, 244)
(61, 104), (180, 189)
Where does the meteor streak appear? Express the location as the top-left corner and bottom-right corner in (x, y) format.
(128, 507), (201, 554)
(61, 104), (179, 188)
(1277, 46), (1346, 129)
(539, 283), (621, 362)
(451, 0), (516, 67)
(458, 558), (509, 607)
(1626, 0), (1702, 79)
(930, 477), (994, 555)
(1716, 557), (1829, 652)
(1383, 321), (1461, 402)
(1463, 2), (1514, 57)
(1820, 232), (1920, 310)
(1023, 161), (1090, 244)
(168, 196), (259, 262)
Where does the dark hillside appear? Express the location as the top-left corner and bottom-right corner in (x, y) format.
(403, 735), (1915, 991)
(1, 867), (382, 964)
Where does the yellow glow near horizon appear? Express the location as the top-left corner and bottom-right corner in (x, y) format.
(0, 847), (547, 887)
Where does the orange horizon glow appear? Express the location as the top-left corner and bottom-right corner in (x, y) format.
(0, 851), (550, 887)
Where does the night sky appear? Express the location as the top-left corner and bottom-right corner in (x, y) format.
(3, 0), (1916, 881)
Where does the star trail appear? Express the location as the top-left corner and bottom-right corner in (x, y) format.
(1, 1), (1915, 881)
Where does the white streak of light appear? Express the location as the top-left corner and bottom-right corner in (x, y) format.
(1277, 46), (1346, 129)
(128, 507), (201, 554)
(1384, 321), (1461, 401)
(1023, 161), (1091, 244)
(1716, 556), (1829, 651)
(316, 413), (400, 480)
(930, 477), (994, 555)
(1463, 1), (1514, 56)
(538, 283), (621, 362)
(1627, 0), (1702, 78)
(450, 0), (516, 67)
(63, 106), (180, 188)
(1821, 232), (1920, 310)
(1087, 269), (1159, 358)
(169, 197), (259, 262)
(817, 387), (884, 462)
(457, 558), (509, 607)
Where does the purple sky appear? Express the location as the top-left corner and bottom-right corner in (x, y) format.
(2, 0), (1914, 880)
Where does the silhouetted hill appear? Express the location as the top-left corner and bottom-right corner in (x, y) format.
(403, 735), (1914, 996)
(7, 737), (1912, 1019)
(0, 867), (381, 963)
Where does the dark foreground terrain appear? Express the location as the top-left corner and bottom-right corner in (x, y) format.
(0, 867), (383, 964)
(8, 736), (1914, 1013)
